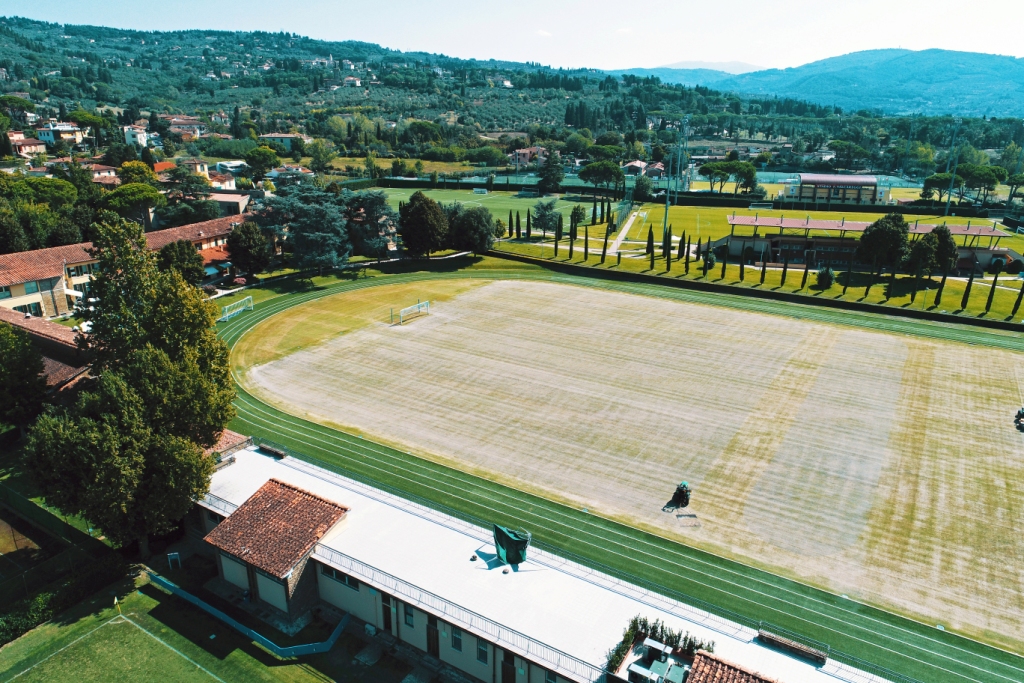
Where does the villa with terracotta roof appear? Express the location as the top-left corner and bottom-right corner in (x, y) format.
(0, 214), (250, 318)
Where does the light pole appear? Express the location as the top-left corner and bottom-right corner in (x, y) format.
(944, 117), (963, 217)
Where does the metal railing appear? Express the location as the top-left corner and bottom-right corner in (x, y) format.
(313, 544), (605, 683)
(201, 492), (238, 517)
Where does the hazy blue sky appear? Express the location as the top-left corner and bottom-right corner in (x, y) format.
(1, 0), (1021, 70)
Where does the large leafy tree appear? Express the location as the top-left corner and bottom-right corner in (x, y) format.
(930, 224), (959, 273)
(856, 213), (910, 268)
(399, 191), (448, 257)
(244, 145), (280, 181)
(346, 189), (397, 259)
(306, 139), (338, 174)
(537, 151), (565, 195)
(444, 204), (495, 253)
(0, 322), (47, 435)
(29, 215), (232, 555)
(104, 183), (166, 228)
(119, 160), (159, 186)
(579, 160), (624, 191)
(259, 185), (350, 274)
(922, 173), (963, 203)
(227, 221), (271, 274)
(532, 199), (559, 236)
(156, 239), (206, 286)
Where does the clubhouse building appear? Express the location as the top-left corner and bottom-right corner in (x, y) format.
(0, 214), (249, 318)
(780, 175), (891, 205)
(189, 445), (884, 683)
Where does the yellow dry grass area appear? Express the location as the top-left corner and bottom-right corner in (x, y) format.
(240, 279), (1024, 639)
(231, 279), (489, 368)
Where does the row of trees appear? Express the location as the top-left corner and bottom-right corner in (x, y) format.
(922, 164), (1024, 205)
(398, 191), (503, 256)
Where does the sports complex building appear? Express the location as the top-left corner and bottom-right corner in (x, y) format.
(779, 175), (891, 205)
(187, 444), (887, 683)
(714, 214), (1018, 272)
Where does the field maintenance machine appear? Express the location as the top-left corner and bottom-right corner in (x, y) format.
(670, 481), (691, 508)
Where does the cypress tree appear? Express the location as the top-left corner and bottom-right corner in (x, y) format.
(935, 262), (949, 307)
(961, 267), (975, 311)
(508, 210), (514, 238)
(800, 252), (810, 289)
(569, 224), (574, 259)
(677, 229), (686, 261)
(684, 237), (691, 274)
(720, 244), (728, 279)
(1012, 279), (1024, 318)
(703, 249), (710, 278)
(601, 225), (609, 264)
(617, 251), (622, 267)
(985, 261), (1002, 312)
(646, 226), (654, 255)
(554, 215), (561, 258)
(739, 242), (746, 281)
(650, 238), (656, 271)
(781, 257), (789, 287)
(666, 231), (672, 272)
(584, 224), (589, 261)
(760, 256), (767, 284)
(843, 250), (855, 295)
(591, 194), (597, 225)
(600, 200), (605, 223)
(516, 211), (521, 239)
(695, 237), (701, 267)
(526, 210), (532, 239)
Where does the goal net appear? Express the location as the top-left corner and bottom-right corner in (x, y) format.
(398, 300), (429, 324)
(219, 295), (253, 322)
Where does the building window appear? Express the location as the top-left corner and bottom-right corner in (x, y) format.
(476, 638), (488, 664)
(207, 510), (222, 524)
(546, 672), (557, 683)
(404, 603), (414, 627)
(23, 281), (38, 294)
(451, 626), (462, 651)
(14, 303), (42, 317)
(0, 286), (9, 300)
(319, 564), (360, 590)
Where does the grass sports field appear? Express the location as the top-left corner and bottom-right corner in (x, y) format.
(216, 257), (1024, 683)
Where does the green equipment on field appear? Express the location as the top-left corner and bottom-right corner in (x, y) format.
(671, 482), (691, 508)
(493, 525), (531, 566)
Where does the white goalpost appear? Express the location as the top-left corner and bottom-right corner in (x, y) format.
(393, 300), (429, 324)
(219, 295), (253, 322)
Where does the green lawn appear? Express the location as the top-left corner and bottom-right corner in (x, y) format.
(0, 574), (410, 683)
(213, 259), (1024, 683)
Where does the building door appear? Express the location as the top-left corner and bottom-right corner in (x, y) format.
(501, 649), (516, 683)
(426, 615), (439, 658)
(381, 594), (392, 632)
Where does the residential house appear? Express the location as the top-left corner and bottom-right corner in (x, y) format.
(645, 162), (666, 179)
(123, 125), (148, 147)
(179, 158), (210, 179)
(622, 160), (648, 176)
(510, 146), (547, 167)
(258, 133), (313, 152)
(7, 132), (46, 159)
(267, 164), (314, 182)
(209, 172), (237, 190)
(35, 121), (87, 146)
(0, 214), (249, 318)
(158, 114), (208, 137)
(343, 76), (361, 88)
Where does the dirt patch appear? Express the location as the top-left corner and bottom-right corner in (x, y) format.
(244, 279), (1024, 643)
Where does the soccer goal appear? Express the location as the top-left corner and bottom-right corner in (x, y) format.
(394, 300), (429, 324)
(219, 295), (253, 322)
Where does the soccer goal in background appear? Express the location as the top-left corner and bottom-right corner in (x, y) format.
(219, 295), (253, 322)
(392, 300), (429, 324)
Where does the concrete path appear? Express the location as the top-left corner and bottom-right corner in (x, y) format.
(610, 211), (642, 254)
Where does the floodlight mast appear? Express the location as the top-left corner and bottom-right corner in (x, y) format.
(944, 117), (963, 217)
(662, 115), (690, 234)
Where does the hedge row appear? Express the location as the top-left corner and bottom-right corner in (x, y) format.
(0, 554), (130, 647)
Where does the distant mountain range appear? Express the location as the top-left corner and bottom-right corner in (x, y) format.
(657, 60), (761, 74)
(610, 49), (1024, 117)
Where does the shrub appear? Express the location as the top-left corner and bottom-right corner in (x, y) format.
(0, 555), (129, 647)
(202, 284), (218, 296)
(704, 252), (717, 268)
(1007, 259), (1024, 275)
(816, 266), (835, 289)
(605, 614), (715, 672)
(232, 277), (247, 286)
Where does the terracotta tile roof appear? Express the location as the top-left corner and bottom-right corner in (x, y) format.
(200, 245), (231, 265)
(0, 243), (93, 287)
(204, 479), (348, 578)
(145, 214), (251, 251)
(153, 161), (176, 172)
(687, 651), (779, 683)
(40, 355), (88, 388)
(0, 306), (81, 348)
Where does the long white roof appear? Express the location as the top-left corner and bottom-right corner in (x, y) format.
(202, 448), (887, 683)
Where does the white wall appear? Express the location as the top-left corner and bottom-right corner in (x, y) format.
(397, 602), (427, 652)
(317, 567), (378, 625)
(256, 573), (288, 612)
(220, 554), (249, 591)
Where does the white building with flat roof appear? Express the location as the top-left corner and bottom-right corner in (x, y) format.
(193, 447), (886, 683)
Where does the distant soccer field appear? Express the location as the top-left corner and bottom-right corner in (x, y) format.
(236, 277), (1024, 650)
(381, 188), (592, 221)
